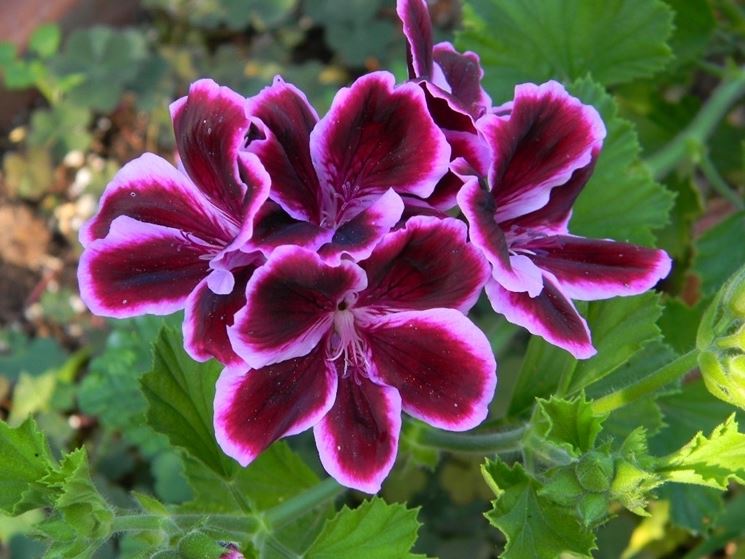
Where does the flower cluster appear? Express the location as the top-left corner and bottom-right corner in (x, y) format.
(78, 0), (671, 492)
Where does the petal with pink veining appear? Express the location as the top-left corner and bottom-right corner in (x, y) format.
(183, 264), (259, 367)
(318, 189), (404, 265)
(78, 216), (209, 318)
(363, 308), (496, 431)
(359, 216), (489, 313)
(171, 79), (253, 220)
(214, 344), (337, 467)
(80, 153), (231, 247)
(396, 0), (434, 79)
(229, 246), (367, 369)
(482, 81), (605, 221)
(484, 276), (596, 359)
(314, 373), (401, 493)
(457, 178), (544, 296)
(311, 71), (450, 223)
(521, 235), (672, 301)
(246, 77), (322, 222)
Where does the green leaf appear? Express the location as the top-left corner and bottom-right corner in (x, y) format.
(51, 26), (148, 111)
(693, 211), (745, 298)
(535, 395), (605, 456)
(0, 419), (54, 514)
(568, 77), (674, 245)
(28, 24), (61, 59)
(655, 414), (745, 489)
(509, 336), (576, 416)
(457, 0), (674, 102)
(657, 483), (722, 534)
(0, 330), (66, 381)
(305, 497), (423, 559)
(481, 460), (596, 558)
(664, 0), (715, 68)
(141, 326), (232, 477)
(78, 316), (169, 456)
(569, 293), (664, 393)
(180, 441), (319, 513)
(27, 102), (91, 159)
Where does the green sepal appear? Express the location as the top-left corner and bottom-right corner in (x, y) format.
(177, 530), (225, 559)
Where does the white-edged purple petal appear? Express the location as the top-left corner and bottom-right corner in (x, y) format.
(432, 41), (491, 119)
(229, 246), (367, 369)
(363, 309), (496, 431)
(310, 71), (450, 224)
(80, 153), (232, 248)
(359, 215), (489, 313)
(245, 76), (322, 222)
(522, 235), (672, 301)
(214, 345), (338, 467)
(457, 177), (544, 296)
(314, 374), (401, 493)
(482, 81), (605, 222)
(396, 0), (434, 79)
(184, 264), (260, 367)
(318, 189), (404, 265)
(484, 275), (596, 359)
(245, 200), (333, 257)
(78, 216), (210, 318)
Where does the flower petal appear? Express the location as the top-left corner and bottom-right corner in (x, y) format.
(318, 189), (404, 265)
(183, 264), (259, 367)
(314, 374), (401, 493)
(483, 81), (605, 221)
(310, 71), (450, 222)
(396, 0), (434, 79)
(457, 178), (544, 296)
(363, 309), (496, 431)
(484, 276), (596, 359)
(229, 246), (367, 369)
(246, 200), (333, 256)
(245, 77), (322, 222)
(80, 153), (231, 247)
(522, 235), (672, 301)
(359, 216), (489, 313)
(214, 345), (337, 467)
(78, 216), (209, 318)
(432, 42), (491, 119)
(501, 155), (598, 234)
(171, 79), (253, 220)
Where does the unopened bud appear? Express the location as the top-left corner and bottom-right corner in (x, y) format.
(575, 451), (614, 493)
(697, 264), (745, 410)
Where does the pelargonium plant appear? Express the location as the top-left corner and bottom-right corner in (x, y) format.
(4, 0), (745, 557)
(79, 0), (670, 493)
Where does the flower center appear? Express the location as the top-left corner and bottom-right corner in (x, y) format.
(329, 294), (369, 382)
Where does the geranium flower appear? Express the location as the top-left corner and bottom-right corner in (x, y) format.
(457, 81), (672, 358)
(78, 79), (269, 366)
(243, 71), (450, 263)
(395, 0), (493, 212)
(214, 216), (495, 492)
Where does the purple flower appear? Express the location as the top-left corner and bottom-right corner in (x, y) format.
(213, 216), (495, 492)
(77, 79), (269, 366)
(457, 81), (672, 358)
(243, 71), (451, 264)
(394, 0), (493, 212)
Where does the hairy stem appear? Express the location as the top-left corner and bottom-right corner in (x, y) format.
(645, 66), (745, 180)
(591, 349), (699, 415)
(263, 477), (343, 530)
(418, 425), (527, 454)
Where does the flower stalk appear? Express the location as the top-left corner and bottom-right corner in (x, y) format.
(418, 425), (527, 454)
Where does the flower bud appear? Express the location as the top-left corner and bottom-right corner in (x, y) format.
(575, 451), (614, 493)
(177, 530), (225, 559)
(697, 264), (745, 409)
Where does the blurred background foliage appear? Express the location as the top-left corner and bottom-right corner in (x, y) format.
(0, 0), (744, 557)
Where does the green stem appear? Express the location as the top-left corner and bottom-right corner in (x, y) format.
(591, 350), (699, 415)
(699, 152), (744, 209)
(111, 513), (257, 535)
(645, 66), (745, 180)
(263, 477), (343, 530)
(418, 425), (527, 454)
